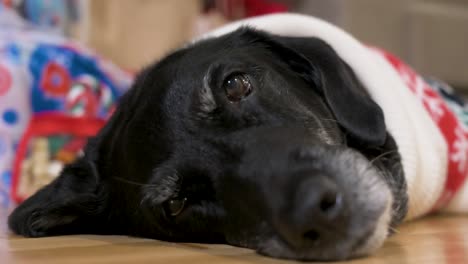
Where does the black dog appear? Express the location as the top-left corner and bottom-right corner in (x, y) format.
(8, 28), (409, 261)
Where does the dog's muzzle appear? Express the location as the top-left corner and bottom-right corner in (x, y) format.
(221, 127), (392, 260)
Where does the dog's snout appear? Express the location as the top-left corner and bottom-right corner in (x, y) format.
(230, 129), (391, 259)
(275, 176), (346, 249)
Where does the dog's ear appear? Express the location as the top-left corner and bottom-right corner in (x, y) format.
(8, 75), (141, 237)
(8, 155), (108, 237)
(7, 62), (158, 237)
(246, 30), (386, 147)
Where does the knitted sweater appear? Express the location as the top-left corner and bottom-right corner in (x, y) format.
(200, 13), (468, 220)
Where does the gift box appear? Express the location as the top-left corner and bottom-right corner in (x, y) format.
(0, 7), (132, 207)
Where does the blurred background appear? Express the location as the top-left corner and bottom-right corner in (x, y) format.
(0, 0), (467, 208)
(3, 0), (468, 87)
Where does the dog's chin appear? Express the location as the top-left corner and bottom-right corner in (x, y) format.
(350, 195), (393, 259)
(255, 195), (393, 261)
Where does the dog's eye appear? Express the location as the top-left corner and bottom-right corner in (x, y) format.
(164, 197), (187, 217)
(223, 74), (252, 102)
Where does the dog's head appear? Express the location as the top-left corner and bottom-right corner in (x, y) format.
(9, 28), (408, 261)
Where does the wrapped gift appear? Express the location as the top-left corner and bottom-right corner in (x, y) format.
(0, 8), (132, 206)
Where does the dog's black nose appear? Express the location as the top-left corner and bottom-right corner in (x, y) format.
(275, 176), (346, 249)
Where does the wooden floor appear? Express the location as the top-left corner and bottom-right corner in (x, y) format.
(1, 211), (467, 264)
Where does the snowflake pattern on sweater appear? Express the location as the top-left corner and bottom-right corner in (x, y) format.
(374, 49), (468, 211)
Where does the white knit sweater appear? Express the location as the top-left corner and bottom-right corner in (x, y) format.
(199, 13), (468, 220)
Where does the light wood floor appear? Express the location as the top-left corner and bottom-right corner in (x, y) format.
(1, 211), (467, 264)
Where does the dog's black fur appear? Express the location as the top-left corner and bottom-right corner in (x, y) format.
(9, 28), (408, 261)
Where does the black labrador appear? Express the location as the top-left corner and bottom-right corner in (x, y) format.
(8, 28), (408, 261)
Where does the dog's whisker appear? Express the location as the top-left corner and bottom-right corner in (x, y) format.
(112, 177), (158, 187)
(388, 226), (399, 234)
(369, 150), (398, 165)
(317, 118), (339, 123)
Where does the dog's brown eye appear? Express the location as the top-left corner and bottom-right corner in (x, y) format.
(165, 197), (187, 217)
(223, 74), (252, 102)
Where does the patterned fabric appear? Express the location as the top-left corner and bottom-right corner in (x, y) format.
(375, 49), (468, 211)
(425, 78), (468, 128)
(0, 8), (132, 207)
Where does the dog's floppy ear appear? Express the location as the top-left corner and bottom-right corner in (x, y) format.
(8, 154), (108, 237)
(8, 66), (154, 237)
(8, 30), (151, 237)
(253, 31), (386, 147)
(7, 102), (129, 237)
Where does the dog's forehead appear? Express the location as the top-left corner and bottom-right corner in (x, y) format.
(147, 37), (268, 96)
(180, 32), (277, 66)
